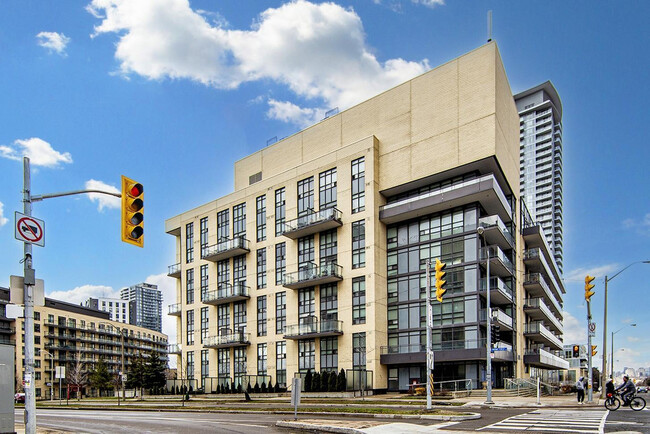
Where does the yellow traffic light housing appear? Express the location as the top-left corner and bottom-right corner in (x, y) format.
(434, 259), (447, 302)
(584, 275), (595, 302)
(121, 175), (144, 247)
(591, 345), (597, 357)
(572, 345), (580, 358)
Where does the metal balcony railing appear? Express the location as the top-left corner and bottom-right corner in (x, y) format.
(283, 262), (343, 289)
(281, 208), (342, 238)
(202, 236), (250, 261)
(168, 262), (181, 277)
(204, 333), (250, 348)
(283, 320), (343, 338)
(168, 303), (182, 316)
(203, 283), (250, 304)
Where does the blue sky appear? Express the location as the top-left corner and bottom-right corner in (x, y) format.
(0, 1), (648, 373)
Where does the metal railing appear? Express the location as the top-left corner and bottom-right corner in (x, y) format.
(479, 245), (515, 275)
(204, 283), (250, 303)
(477, 215), (515, 247)
(283, 208), (342, 233)
(203, 236), (250, 258)
(205, 333), (250, 347)
(479, 276), (514, 300)
(381, 339), (488, 354)
(283, 262), (342, 286)
(284, 320), (343, 337)
(168, 303), (182, 315)
(168, 262), (181, 275)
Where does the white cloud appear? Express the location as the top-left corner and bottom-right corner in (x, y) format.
(47, 284), (119, 305)
(0, 201), (8, 227)
(563, 263), (619, 283)
(87, 0), (429, 126)
(36, 31), (71, 56)
(622, 213), (650, 236)
(562, 310), (586, 344)
(0, 138), (73, 168)
(84, 179), (121, 211)
(627, 336), (641, 343)
(411, 0), (445, 8)
(266, 99), (324, 127)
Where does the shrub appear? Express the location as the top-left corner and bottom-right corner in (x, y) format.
(328, 371), (337, 392)
(312, 373), (321, 393)
(305, 370), (313, 392)
(337, 369), (346, 392)
(254, 382), (260, 393)
(261, 382), (267, 393)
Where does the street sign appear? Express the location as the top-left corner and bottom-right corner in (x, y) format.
(588, 322), (596, 337)
(426, 351), (434, 370)
(492, 347), (508, 352)
(55, 366), (65, 379)
(290, 377), (302, 406)
(15, 212), (45, 247)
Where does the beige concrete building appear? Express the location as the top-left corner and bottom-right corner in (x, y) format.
(4, 286), (168, 399)
(166, 42), (566, 392)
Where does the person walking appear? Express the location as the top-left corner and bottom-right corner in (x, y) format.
(576, 376), (585, 404)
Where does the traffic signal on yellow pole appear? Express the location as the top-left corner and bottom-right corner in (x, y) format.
(121, 175), (144, 247)
(592, 345), (597, 357)
(584, 275), (595, 302)
(434, 259), (447, 302)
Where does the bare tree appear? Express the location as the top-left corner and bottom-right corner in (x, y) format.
(67, 351), (87, 401)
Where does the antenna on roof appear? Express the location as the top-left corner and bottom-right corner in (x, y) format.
(487, 10), (493, 43)
(266, 136), (277, 147)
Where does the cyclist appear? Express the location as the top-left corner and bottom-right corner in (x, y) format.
(616, 375), (635, 406)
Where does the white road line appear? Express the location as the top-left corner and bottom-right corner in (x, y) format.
(478, 409), (608, 433)
(598, 409), (608, 434)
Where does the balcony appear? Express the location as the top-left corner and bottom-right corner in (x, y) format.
(380, 174), (512, 225)
(522, 225), (565, 294)
(283, 320), (343, 340)
(524, 321), (563, 351)
(0, 326), (15, 334)
(477, 215), (515, 250)
(203, 283), (250, 305)
(167, 343), (182, 354)
(283, 263), (343, 290)
(523, 273), (562, 315)
(380, 339), (513, 365)
(523, 247), (564, 296)
(281, 208), (343, 239)
(168, 303), (182, 316)
(204, 333), (250, 349)
(523, 347), (569, 370)
(480, 308), (513, 331)
(479, 276), (514, 305)
(523, 298), (563, 333)
(479, 245), (515, 277)
(202, 237), (250, 262)
(168, 263), (181, 278)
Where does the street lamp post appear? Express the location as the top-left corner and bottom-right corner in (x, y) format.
(611, 324), (636, 379)
(601, 261), (649, 398)
(477, 226), (493, 404)
(42, 350), (54, 401)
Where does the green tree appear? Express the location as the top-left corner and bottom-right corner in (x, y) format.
(328, 370), (337, 392)
(126, 353), (146, 399)
(88, 358), (112, 397)
(304, 369), (312, 392)
(312, 373), (321, 392)
(144, 351), (167, 393)
(337, 369), (346, 392)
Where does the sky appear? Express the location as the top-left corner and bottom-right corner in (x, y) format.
(0, 0), (649, 374)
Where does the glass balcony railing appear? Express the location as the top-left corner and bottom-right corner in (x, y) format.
(479, 276), (514, 304)
(168, 303), (182, 316)
(524, 321), (563, 349)
(283, 262), (343, 289)
(167, 343), (182, 354)
(523, 248), (563, 297)
(203, 283), (250, 304)
(477, 215), (515, 249)
(479, 245), (515, 276)
(204, 333), (250, 348)
(202, 236), (250, 261)
(524, 297), (563, 332)
(380, 339), (489, 354)
(167, 263), (181, 277)
(283, 320), (343, 338)
(281, 208), (342, 238)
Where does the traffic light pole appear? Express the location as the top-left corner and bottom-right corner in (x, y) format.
(587, 301), (593, 403)
(425, 259), (433, 410)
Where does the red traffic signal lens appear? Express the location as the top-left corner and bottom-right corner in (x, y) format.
(130, 226), (143, 239)
(129, 183), (143, 197)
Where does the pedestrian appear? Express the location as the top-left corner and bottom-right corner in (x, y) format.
(576, 376), (585, 404)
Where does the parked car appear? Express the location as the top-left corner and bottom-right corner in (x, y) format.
(14, 393), (25, 403)
(637, 386), (648, 393)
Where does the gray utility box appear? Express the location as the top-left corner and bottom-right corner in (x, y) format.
(0, 343), (15, 433)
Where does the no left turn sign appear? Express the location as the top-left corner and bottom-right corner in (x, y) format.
(15, 212), (45, 247)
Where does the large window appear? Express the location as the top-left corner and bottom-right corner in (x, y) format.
(257, 248), (267, 289)
(186, 351), (194, 380)
(298, 288), (315, 324)
(218, 305), (229, 333)
(217, 209), (229, 241)
(319, 229), (337, 267)
(351, 157), (365, 214)
(298, 236), (314, 267)
(276, 341), (286, 387)
(200, 217), (209, 257)
(352, 220), (365, 269)
(276, 292), (286, 334)
(319, 167), (337, 210)
(320, 283), (338, 321)
(233, 203), (246, 238)
(186, 269), (194, 305)
(201, 349), (209, 387)
(275, 188), (285, 236)
(218, 349), (230, 378)
(186, 310), (194, 346)
(256, 195), (266, 242)
(217, 260), (229, 287)
(257, 343), (267, 376)
(200, 307), (209, 344)
(298, 339), (315, 372)
(233, 301), (246, 333)
(387, 302), (425, 330)
(353, 332), (366, 368)
(297, 176), (314, 217)
(185, 222), (194, 263)
(320, 337), (338, 372)
(257, 296), (267, 337)
(234, 347), (246, 382)
(233, 255), (246, 286)
(200, 264), (208, 301)
(352, 277), (366, 325)
(275, 243), (286, 285)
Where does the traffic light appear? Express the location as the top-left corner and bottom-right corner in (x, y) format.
(491, 325), (500, 344)
(584, 275), (595, 302)
(572, 345), (580, 358)
(121, 175), (144, 247)
(592, 345), (597, 357)
(434, 259), (447, 302)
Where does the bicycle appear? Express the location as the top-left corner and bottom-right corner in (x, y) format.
(605, 392), (646, 411)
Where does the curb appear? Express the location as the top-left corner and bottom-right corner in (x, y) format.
(276, 421), (362, 434)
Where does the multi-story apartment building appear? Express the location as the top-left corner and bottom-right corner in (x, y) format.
(0, 287), (13, 345)
(515, 82), (564, 273)
(166, 42), (566, 392)
(559, 344), (587, 384)
(120, 283), (163, 332)
(11, 291), (168, 399)
(84, 297), (130, 324)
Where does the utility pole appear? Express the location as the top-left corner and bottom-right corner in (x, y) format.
(425, 259), (433, 410)
(585, 275), (595, 403)
(23, 157), (36, 434)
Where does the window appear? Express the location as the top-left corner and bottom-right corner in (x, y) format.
(186, 269), (194, 304)
(217, 260), (229, 288)
(256, 195), (266, 242)
(233, 203), (246, 238)
(275, 292), (286, 334)
(186, 310), (194, 346)
(217, 209), (229, 241)
(319, 229), (337, 267)
(297, 176), (314, 217)
(257, 296), (267, 337)
(233, 301), (246, 333)
(200, 264), (208, 301)
(185, 222), (194, 263)
(353, 332), (366, 368)
(351, 157), (365, 213)
(298, 339), (315, 372)
(187, 351), (194, 380)
(276, 341), (286, 387)
(218, 349), (230, 378)
(352, 277), (366, 325)
(320, 283), (338, 321)
(200, 217), (209, 257)
(298, 288), (315, 324)
(218, 305), (230, 333)
(319, 167), (337, 209)
(352, 220), (365, 268)
(298, 236), (314, 267)
(201, 349), (209, 388)
(233, 255), (246, 286)
(320, 337), (338, 372)
(275, 243), (286, 285)
(275, 187), (286, 236)
(234, 347), (246, 382)
(257, 343), (267, 376)
(200, 307), (209, 344)
(257, 248), (267, 289)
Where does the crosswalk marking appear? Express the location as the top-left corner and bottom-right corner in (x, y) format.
(478, 409), (608, 433)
